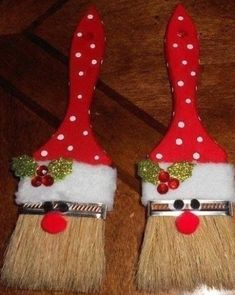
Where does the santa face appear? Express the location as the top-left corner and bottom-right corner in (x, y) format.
(21, 201), (107, 234)
(148, 199), (232, 235)
(138, 160), (235, 235)
(13, 157), (116, 234)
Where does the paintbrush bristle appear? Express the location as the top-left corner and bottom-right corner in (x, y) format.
(137, 216), (235, 292)
(1, 214), (105, 292)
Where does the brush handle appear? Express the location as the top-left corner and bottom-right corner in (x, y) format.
(149, 5), (227, 163)
(69, 7), (104, 118)
(165, 4), (199, 118)
(34, 7), (111, 165)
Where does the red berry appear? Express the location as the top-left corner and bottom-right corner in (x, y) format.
(31, 176), (42, 187)
(157, 183), (169, 194)
(168, 178), (180, 189)
(158, 170), (170, 182)
(175, 211), (200, 235)
(36, 165), (48, 176)
(42, 175), (54, 186)
(41, 212), (67, 234)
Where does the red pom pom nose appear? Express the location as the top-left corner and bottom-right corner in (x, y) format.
(41, 212), (67, 234)
(175, 211), (200, 235)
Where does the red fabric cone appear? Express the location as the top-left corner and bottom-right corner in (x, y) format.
(149, 4), (227, 163)
(33, 7), (111, 166)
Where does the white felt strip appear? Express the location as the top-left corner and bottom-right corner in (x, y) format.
(16, 162), (117, 211)
(141, 163), (235, 205)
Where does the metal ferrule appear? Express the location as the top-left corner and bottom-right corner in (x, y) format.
(148, 199), (233, 217)
(20, 202), (107, 220)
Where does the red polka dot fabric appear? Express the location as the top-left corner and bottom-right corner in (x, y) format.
(34, 7), (112, 166)
(150, 4), (227, 163)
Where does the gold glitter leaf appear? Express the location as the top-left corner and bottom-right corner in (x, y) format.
(167, 161), (195, 182)
(138, 160), (161, 185)
(12, 155), (37, 178)
(48, 158), (73, 180)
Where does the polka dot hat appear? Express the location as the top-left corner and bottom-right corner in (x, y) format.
(34, 7), (111, 166)
(141, 4), (235, 204)
(150, 4), (227, 163)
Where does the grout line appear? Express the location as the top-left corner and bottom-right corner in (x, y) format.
(25, 0), (70, 32)
(97, 80), (167, 134)
(24, 32), (67, 64)
(0, 75), (60, 128)
(24, 32), (167, 135)
(116, 166), (139, 192)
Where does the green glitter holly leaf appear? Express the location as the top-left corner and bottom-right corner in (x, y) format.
(167, 161), (195, 182)
(48, 158), (73, 180)
(12, 155), (37, 178)
(138, 160), (161, 185)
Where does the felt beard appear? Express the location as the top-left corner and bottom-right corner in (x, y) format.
(137, 213), (235, 292)
(136, 4), (235, 293)
(2, 214), (105, 292)
(1, 8), (117, 292)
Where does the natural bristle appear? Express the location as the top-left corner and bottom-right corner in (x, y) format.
(1, 215), (105, 292)
(137, 216), (235, 292)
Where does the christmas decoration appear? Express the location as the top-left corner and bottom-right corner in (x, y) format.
(175, 211), (200, 235)
(41, 212), (67, 234)
(138, 159), (160, 185)
(168, 178), (179, 189)
(12, 155), (73, 187)
(167, 162), (194, 181)
(12, 155), (37, 177)
(158, 170), (170, 182)
(157, 183), (168, 194)
(1, 7), (117, 293)
(48, 158), (72, 180)
(41, 175), (54, 187)
(36, 165), (48, 176)
(12, 156), (73, 187)
(31, 176), (42, 187)
(136, 4), (235, 294)
(138, 160), (195, 193)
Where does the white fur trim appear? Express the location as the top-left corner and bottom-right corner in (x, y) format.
(16, 162), (117, 210)
(184, 286), (234, 295)
(142, 163), (235, 206)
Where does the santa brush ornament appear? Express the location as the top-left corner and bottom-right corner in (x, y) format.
(1, 7), (116, 292)
(137, 4), (235, 293)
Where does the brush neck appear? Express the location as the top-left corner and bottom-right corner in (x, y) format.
(165, 5), (200, 119)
